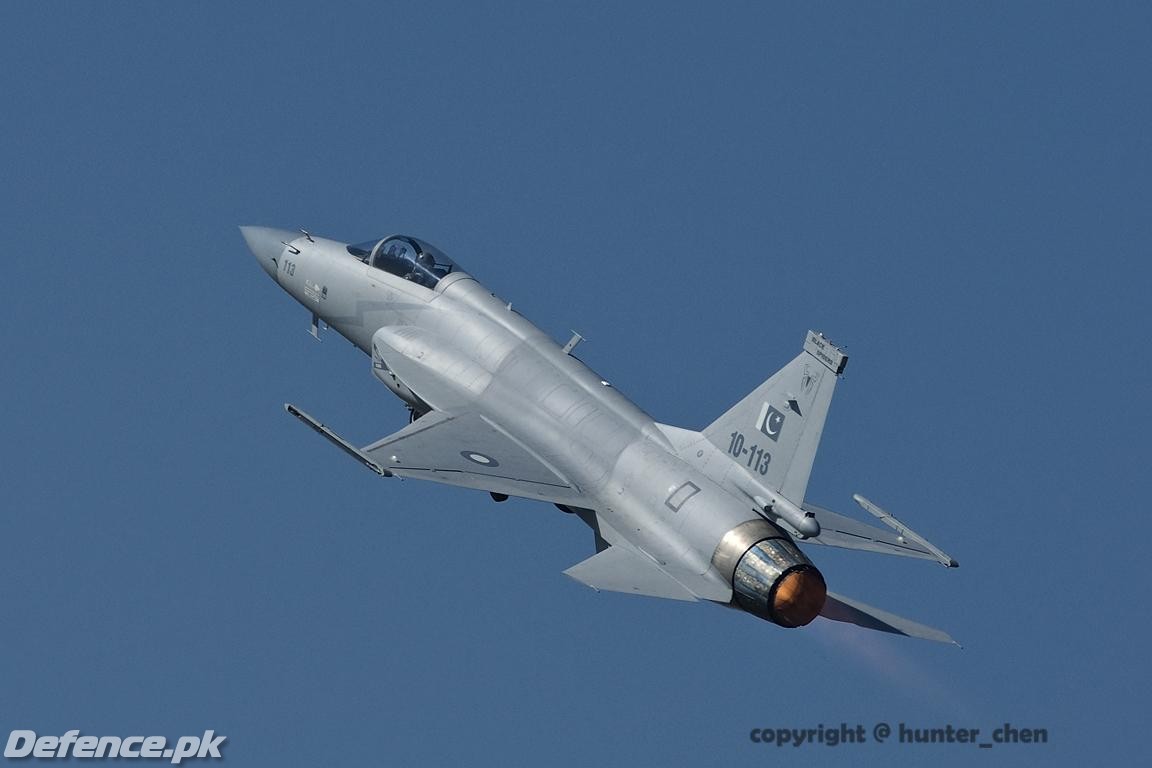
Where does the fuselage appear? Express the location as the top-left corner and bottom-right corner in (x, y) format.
(243, 226), (827, 625)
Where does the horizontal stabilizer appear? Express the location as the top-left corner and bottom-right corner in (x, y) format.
(821, 592), (958, 645)
(564, 546), (698, 602)
(800, 502), (946, 563)
(852, 494), (957, 567)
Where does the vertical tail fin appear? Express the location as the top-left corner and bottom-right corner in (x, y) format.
(702, 331), (847, 505)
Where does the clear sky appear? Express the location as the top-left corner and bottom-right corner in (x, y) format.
(2, 2), (1148, 766)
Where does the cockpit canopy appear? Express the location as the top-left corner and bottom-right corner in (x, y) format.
(347, 235), (459, 290)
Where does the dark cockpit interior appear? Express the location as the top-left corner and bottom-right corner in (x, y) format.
(347, 235), (458, 289)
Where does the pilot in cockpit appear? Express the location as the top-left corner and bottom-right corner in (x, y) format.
(411, 250), (436, 284)
(353, 235), (457, 290)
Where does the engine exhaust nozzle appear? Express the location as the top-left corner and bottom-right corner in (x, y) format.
(713, 519), (827, 628)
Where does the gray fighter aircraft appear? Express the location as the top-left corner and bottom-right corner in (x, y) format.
(242, 226), (959, 644)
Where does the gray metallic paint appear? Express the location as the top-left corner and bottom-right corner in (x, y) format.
(241, 225), (958, 643)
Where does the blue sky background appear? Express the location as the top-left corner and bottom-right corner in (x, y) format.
(2, 2), (1149, 766)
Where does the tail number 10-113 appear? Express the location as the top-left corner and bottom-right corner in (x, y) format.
(728, 432), (771, 475)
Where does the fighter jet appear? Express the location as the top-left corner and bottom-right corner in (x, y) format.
(241, 226), (959, 644)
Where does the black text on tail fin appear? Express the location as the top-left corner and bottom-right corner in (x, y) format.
(702, 331), (847, 505)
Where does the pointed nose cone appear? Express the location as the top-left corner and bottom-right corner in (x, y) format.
(240, 226), (293, 279)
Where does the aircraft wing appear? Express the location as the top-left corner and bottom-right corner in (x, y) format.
(821, 592), (958, 645)
(360, 410), (586, 504)
(799, 502), (952, 564)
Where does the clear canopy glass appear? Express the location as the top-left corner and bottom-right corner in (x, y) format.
(347, 235), (459, 289)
